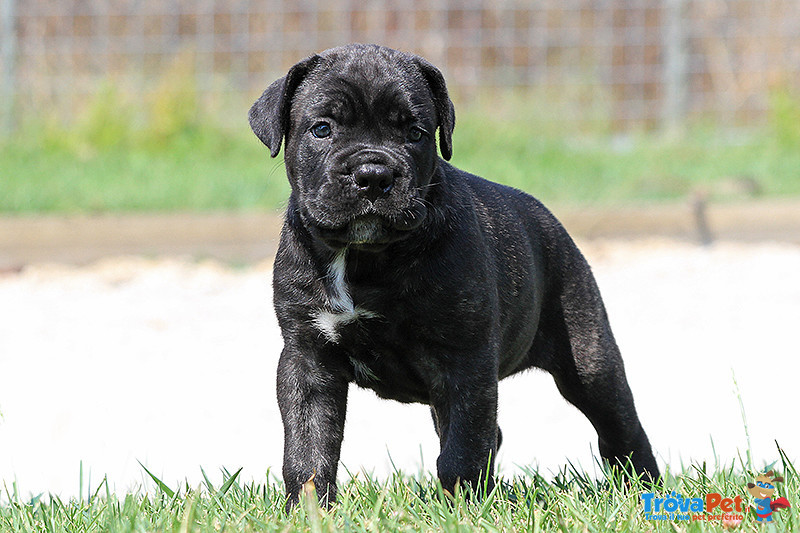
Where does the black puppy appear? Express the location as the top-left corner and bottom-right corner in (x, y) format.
(249, 44), (658, 507)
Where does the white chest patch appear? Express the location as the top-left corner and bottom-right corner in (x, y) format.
(312, 250), (377, 343)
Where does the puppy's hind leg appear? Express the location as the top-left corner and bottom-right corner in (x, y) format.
(533, 273), (658, 481)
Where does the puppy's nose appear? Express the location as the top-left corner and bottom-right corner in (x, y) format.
(353, 163), (394, 202)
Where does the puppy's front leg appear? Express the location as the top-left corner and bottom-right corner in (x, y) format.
(432, 367), (499, 494)
(277, 345), (348, 508)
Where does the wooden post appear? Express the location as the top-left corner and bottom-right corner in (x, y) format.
(663, 0), (688, 134)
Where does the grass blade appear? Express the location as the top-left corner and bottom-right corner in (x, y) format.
(137, 460), (175, 499)
(218, 467), (243, 496)
(200, 467), (215, 493)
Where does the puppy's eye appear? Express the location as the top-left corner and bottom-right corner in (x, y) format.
(311, 123), (331, 139)
(407, 126), (425, 143)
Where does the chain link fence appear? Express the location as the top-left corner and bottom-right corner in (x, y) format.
(2, 0), (799, 132)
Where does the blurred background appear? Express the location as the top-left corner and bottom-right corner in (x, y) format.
(1, 0), (800, 500)
(2, 0), (800, 217)
(4, 0), (800, 127)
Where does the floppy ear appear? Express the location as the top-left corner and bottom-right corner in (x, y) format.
(415, 57), (456, 161)
(774, 476), (784, 483)
(249, 55), (321, 157)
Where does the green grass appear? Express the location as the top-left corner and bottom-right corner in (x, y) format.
(455, 122), (800, 204)
(2, 453), (798, 532)
(0, 126), (290, 214)
(3, 86), (800, 214)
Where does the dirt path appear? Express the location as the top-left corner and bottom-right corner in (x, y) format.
(2, 199), (799, 270)
(1, 237), (799, 499)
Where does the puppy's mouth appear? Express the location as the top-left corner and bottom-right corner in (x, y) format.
(325, 216), (393, 251)
(313, 205), (427, 252)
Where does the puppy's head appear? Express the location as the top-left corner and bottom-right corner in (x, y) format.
(249, 44), (455, 252)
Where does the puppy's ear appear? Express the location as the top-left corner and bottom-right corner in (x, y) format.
(415, 58), (456, 161)
(249, 55), (321, 157)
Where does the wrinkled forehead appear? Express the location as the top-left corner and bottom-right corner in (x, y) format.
(292, 52), (435, 126)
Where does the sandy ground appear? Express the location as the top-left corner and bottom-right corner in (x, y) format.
(1, 238), (799, 500)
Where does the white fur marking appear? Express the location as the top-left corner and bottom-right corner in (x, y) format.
(328, 250), (352, 312)
(313, 310), (347, 343)
(312, 249), (378, 343)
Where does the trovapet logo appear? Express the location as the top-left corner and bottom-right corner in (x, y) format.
(641, 491), (744, 523)
(641, 468), (792, 526)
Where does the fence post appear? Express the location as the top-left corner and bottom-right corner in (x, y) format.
(663, 0), (688, 134)
(1, 0), (18, 135)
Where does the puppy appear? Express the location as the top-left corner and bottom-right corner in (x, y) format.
(249, 43), (658, 507)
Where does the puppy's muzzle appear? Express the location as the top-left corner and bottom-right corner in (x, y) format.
(308, 147), (427, 251)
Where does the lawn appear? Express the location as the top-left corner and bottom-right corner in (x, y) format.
(2, 88), (800, 214)
(2, 455), (797, 532)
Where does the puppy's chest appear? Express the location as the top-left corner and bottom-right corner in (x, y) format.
(317, 297), (427, 399)
(314, 283), (413, 354)
(310, 252), (388, 345)
(311, 252), (428, 396)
